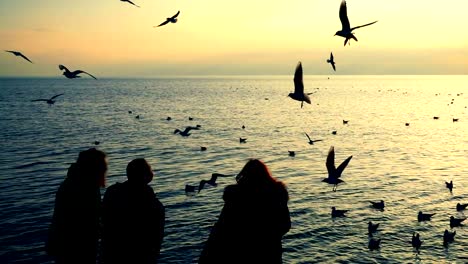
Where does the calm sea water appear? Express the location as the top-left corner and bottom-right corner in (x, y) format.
(0, 76), (467, 263)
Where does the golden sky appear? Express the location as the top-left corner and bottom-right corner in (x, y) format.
(1, 0), (467, 77)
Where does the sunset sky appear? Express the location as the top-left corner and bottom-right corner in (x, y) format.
(1, 0), (467, 77)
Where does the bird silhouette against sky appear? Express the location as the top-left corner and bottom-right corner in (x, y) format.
(31, 93), (64, 105)
(59, 65), (97, 80)
(305, 132), (322, 145)
(288, 62), (313, 108)
(323, 146), (353, 191)
(327, 52), (336, 71)
(121, 0), (140, 8)
(335, 0), (377, 46)
(5, 50), (33, 63)
(174, 126), (199, 136)
(155, 11), (180, 27)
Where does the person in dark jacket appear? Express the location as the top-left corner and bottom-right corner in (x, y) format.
(199, 159), (291, 264)
(102, 158), (165, 264)
(46, 148), (108, 264)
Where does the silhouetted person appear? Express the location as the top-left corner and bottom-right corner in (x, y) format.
(199, 159), (291, 264)
(102, 158), (165, 264)
(46, 148), (108, 264)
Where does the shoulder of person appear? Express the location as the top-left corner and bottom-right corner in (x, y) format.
(272, 181), (289, 202)
(222, 184), (240, 201)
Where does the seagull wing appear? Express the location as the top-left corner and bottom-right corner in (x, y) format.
(326, 146), (336, 177)
(125, 0), (140, 7)
(351, 20), (378, 31)
(18, 53), (33, 63)
(58, 64), (70, 73)
(50, 93), (64, 100)
(74, 70), (98, 80)
(332, 62), (336, 71)
(172, 10), (180, 19)
(304, 132), (312, 142)
(335, 155), (353, 178)
(339, 0), (351, 31)
(156, 20), (170, 27)
(293, 61), (304, 94)
(330, 52), (334, 62)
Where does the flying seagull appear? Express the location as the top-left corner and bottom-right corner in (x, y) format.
(121, 0), (140, 7)
(31, 93), (64, 105)
(323, 146), (353, 191)
(58, 65), (97, 80)
(305, 132), (322, 145)
(327, 52), (336, 71)
(288, 61), (313, 108)
(5, 50), (33, 63)
(335, 0), (377, 46)
(174, 126), (200, 137)
(155, 11), (180, 27)
(198, 173), (231, 193)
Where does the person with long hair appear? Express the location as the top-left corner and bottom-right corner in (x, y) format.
(199, 159), (291, 264)
(46, 148), (108, 264)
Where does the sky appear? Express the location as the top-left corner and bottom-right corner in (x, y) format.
(1, 0), (468, 77)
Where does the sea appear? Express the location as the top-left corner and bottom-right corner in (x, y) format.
(0, 75), (467, 263)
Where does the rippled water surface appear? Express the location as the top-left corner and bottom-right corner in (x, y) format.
(0, 76), (467, 263)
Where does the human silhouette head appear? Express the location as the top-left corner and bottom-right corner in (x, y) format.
(126, 158), (154, 185)
(236, 159), (276, 187)
(69, 148), (107, 187)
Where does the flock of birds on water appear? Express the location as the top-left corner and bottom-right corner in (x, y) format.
(4, 0), (467, 259)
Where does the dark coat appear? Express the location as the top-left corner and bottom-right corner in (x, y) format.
(199, 182), (291, 264)
(46, 173), (102, 264)
(102, 181), (165, 264)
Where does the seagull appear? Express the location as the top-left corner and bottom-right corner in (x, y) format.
(368, 238), (381, 250)
(239, 137), (247, 143)
(189, 117), (193, 121)
(305, 132), (323, 145)
(418, 211), (435, 222)
(456, 203), (468, 211)
(200, 146), (207, 151)
(185, 184), (197, 193)
(327, 52), (336, 71)
(198, 173), (231, 193)
(155, 11), (180, 27)
(120, 0), (140, 7)
(433, 116), (439, 120)
(288, 62), (312, 108)
(166, 117), (172, 121)
(443, 229), (456, 247)
(5, 50), (33, 63)
(368, 221), (379, 235)
(343, 120), (349, 124)
(94, 141), (100, 146)
(31, 93), (64, 105)
(288, 151), (296, 157)
(331, 130), (337, 135)
(174, 126), (199, 137)
(58, 65), (97, 80)
(335, 0), (378, 46)
(323, 146), (353, 191)
(450, 216), (466, 228)
(411, 232), (422, 252)
(452, 118), (459, 122)
(405, 123), (410, 126)
(242, 125), (246, 129)
(445, 180), (453, 192)
(331, 207), (348, 217)
(369, 200), (385, 210)
(135, 115), (140, 119)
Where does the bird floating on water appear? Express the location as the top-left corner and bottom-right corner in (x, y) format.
(418, 211), (435, 222)
(5, 50), (33, 63)
(185, 184), (197, 194)
(239, 137), (247, 143)
(59, 64), (97, 80)
(443, 229), (456, 247)
(335, 0), (377, 46)
(31, 93), (64, 105)
(155, 11), (180, 27)
(343, 120), (349, 124)
(323, 146), (353, 192)
(369, 200), (385, 210)
(331, 207), (348, 217)
(456, 203), (468, 211)
(445, 180), (453, 192)
(288, 62), (313, 108)
(450, 216), (466, 228)
(411, 232), (422, 252)
(288, 151), (295, 157)
(368, 238), (381, 250)
(305, 132), (322, 145)
(200, 146), (207, 151)
(120, 0), (140, 7)
(327, 52), (336, 71)
(368, 221), (379, 235)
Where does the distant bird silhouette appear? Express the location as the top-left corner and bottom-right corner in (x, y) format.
(452, 118), (459, 122)
(155, 11), (180, 27)
(418, 211), (435, 222)
(198, 173), (231, 193)
(59, 64), (97, 80)
(135, 115), (140, 119)
(456, 203), (468, 211)
(239, 137), (247, 143)
(94, 141), (100, 146)
(368, 221), (379, 235)
(343, 120), (349, 124)
(242, 125), (245, 129)
(5, 50), (33, 63)
(445, 180), (453, 192)
(128, 110), (132, 114)
(305, 132), (322, 145)
(31, 93), (64, 105)
(411, 232), (422, 252)
(433, 116), (439, 120)
(288, 62), (312, 108)
(185, 184), (197, 194)
(369, 200), (385, 210)
(174, 126), (199, 137)
(200, 146), (207, 151)
(368, 238), (381, 250)
(335, 0), (377, 46)
(327, 52), (336, 71)
(188, 117), (193, 121)
(450, 216), (466, 228)
(405, 123), (410, 126)
(443, 229), (456, 247)
(331, 130), (337, 135)
(120, 0), (140, 7)
(166, 117), (172, 121)
(331, 207), (348, 217)
(323, 146), (353, 191)
(288, 151), (295, 157)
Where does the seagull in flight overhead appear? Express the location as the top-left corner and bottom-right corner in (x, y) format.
(5, 50), (33, 63)
(305, 132), (322, 145)
(327, 52), (336, 71)
(198, 173), (231, 193)
(174, 126), (200, 136)
(121, 0), (140, 7)
(155, 11), (180, 27)
(31, 93), (64, 105)
(323, 146), (353, 191)
(288, 62), (313, 108)
(58, 65), (97, 80)
(335, 0), (377, 46)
